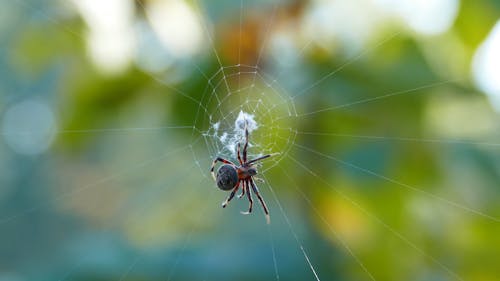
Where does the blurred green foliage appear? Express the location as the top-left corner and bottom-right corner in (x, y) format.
(0, 0), (499, 281)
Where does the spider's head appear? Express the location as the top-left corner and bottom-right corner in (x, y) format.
(247, 166), (257, 176)
(216, 164), (239, 191)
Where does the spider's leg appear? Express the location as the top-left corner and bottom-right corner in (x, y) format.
(210, 157), (236, 180)
(249, 178), (270, 224)
(247, 153), (280, 165)
(243, 120), (249, 162)
(222, 181), (240, 208)
(241, 179), (253, 215)
(236, 142), (243, 165)
(252, 176), (264, 183)
(237, 182), (246, 198)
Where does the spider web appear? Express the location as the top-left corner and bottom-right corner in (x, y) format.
(1, 0), (500, 281)
(193, 64), (296, 176)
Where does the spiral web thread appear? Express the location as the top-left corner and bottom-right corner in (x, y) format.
(2, 1), (499, 281)
(191, 64), (297, 175)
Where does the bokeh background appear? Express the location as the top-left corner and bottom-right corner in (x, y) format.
(1, 0), (500, 280)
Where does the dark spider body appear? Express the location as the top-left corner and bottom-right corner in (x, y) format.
(210, 122), (277, 224)
(216, 164), (258, 191)
(216, 164), (238, 191)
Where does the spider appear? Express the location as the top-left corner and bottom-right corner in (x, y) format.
(210, 121), (277, 224)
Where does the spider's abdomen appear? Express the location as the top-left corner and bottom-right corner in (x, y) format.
(216, 164), (239, 191)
